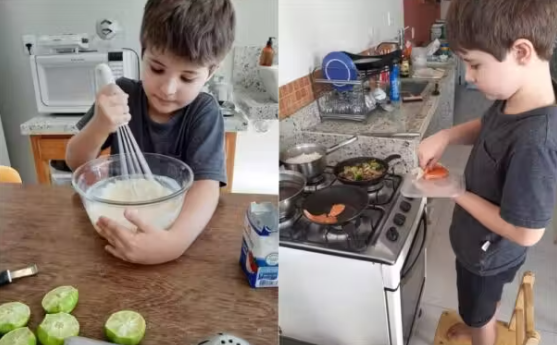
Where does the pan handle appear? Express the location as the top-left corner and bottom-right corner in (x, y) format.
(384, 154), (402, 164)
(325, 135), (358, 155)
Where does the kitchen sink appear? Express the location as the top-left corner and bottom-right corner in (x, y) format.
(400, 80), (429, 96)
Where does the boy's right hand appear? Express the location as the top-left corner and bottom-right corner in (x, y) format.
(92, 84), (131, 133)
(417, 129), (450, 169)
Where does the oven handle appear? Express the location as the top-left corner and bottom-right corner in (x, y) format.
(401, 210), (428, 279)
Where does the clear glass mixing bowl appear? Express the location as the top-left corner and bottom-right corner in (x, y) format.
(72, 153), (194, 231)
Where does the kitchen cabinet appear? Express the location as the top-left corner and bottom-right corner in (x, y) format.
(28, 132), (237, 193)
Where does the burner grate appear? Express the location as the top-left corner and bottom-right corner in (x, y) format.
(279, 206), (385, 252)
(279, 171), (401, 254)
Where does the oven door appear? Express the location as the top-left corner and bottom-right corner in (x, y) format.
(400, 211), (427, 344)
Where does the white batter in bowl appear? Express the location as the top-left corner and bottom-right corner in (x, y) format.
(72, 153), (194, 232)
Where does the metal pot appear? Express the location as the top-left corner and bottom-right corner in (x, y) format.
(279, 170), (307, 220)
(279, 136), (358, 180)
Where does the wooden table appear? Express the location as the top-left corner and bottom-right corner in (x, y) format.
(0, 184), (277, 344)
(29, 132), (237, 193)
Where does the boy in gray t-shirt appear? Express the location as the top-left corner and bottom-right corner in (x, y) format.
(418, 0), (557, 344)
(65, 0), (235, 265)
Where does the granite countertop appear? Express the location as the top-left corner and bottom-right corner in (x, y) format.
(302, 64), (455, 139)
(235, 89), (278, 120)
(21, 111), (248, 135)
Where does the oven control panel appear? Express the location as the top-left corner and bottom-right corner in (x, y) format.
(364, 195), (426, 265)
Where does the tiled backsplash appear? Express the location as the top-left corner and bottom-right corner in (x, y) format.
(233, 45), (279, 93)
(278, 73), (315, 120)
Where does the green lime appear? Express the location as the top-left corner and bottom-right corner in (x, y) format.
(104, 310), (146, 345)
(0, 327), (36, 345)
(41, 286), (79, 314)
(36, 313), (79, 345)
(0, 301), (31, 334)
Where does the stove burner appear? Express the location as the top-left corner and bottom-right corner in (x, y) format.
(323, 218), (362, 247)
(304, 173), (336, 192)
(307, 175), (324, 185)
(367, 175), (401, 205)
(366, 181), (384, 193)
(281, 206), (384, 253)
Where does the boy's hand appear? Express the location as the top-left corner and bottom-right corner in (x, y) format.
(417, 130), (450, 169)
(95, 210), (185, 265)
(92, 84), (131, 134)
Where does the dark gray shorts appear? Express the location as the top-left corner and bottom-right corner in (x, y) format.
(455, 259), (523, 328)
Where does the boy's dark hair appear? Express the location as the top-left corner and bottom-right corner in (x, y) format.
(446, 0), (557, 62)
(140, 0), (236, 66)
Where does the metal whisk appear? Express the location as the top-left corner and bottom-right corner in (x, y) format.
(95, 63), (154, 192)
(116, 124), (154, 181)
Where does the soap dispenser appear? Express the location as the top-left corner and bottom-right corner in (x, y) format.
(259, 37), (275, 67)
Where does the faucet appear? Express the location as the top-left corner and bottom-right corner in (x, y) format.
(376, 26), (412, 53)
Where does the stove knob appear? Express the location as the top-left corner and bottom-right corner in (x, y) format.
(394, 214), (406, 226)
(400, 201), (411, 213)
(386, 227), (399, 242)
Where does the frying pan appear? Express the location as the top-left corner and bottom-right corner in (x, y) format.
(302, 185), (369, 225)
(334, 154), (401, 187)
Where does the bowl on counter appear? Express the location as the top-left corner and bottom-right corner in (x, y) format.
(72, 153), (194, 232)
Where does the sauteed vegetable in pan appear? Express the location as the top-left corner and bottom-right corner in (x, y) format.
(338, 159), (385, 181)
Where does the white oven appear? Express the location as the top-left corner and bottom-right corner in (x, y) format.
(279, 197), (428, 345)
(29, 50), (139, 114)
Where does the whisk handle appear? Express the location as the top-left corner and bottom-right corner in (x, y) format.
(95, 63), (116, 88)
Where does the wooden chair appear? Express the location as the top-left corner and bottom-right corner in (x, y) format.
(0, 165), (22, 184)
(433, 271), (540, 345)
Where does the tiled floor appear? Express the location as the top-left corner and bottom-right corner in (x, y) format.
(409, 86), (557, 344)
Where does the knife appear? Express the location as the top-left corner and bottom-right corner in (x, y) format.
(64, 336), (117, 344)
(0, 265), (38, 286)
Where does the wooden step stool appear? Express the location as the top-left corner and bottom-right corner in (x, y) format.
(433, 271), (540, 345)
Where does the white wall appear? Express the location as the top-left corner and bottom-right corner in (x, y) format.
(0, 0), (146, 183)
(229, 0), (279, 195)
(220, 0), (279, 81)
(278, 0), (404, 86)
(0, 0), (278, 190)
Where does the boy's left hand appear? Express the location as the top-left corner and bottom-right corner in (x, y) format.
(95, 209), (184, 265)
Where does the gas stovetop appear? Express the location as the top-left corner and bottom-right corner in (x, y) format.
(279, 167), (425, 265)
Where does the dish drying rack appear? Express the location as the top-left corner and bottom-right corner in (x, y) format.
(310, 65), (393, 122)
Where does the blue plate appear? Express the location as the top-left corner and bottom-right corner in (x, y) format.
(322, 51), (358, 92)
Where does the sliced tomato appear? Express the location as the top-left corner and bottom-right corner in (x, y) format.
(424, 164), (449, 180)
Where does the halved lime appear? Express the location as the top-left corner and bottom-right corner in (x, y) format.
(42, 286), (79, 314)
(0, 327), (36, 345)
(37, 313), (80, 345)
(0, 301), (31, 334)
(105, 310), (146, 345)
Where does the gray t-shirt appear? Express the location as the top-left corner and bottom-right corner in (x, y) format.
(76, 77), (227, 187)
(451, 96), (557, 276)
